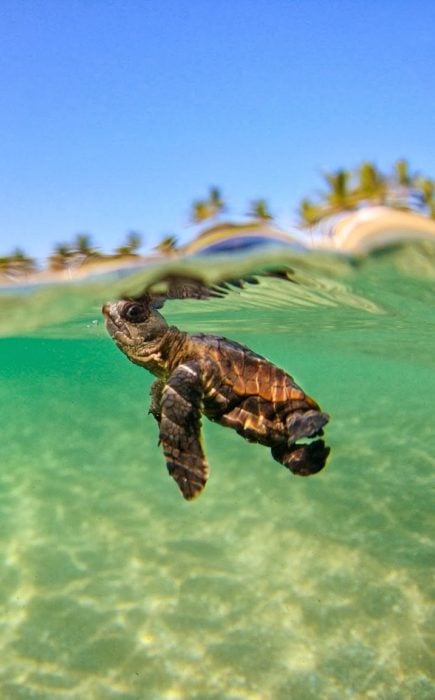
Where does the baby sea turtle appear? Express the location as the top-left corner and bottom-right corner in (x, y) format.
(102, 297), (330, 500)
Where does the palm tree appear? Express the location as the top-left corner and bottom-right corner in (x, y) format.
(191, 199), (214, 224)
(416, 177), (435, 218)
(356, 161), (387, 204)
(154, 235), (178, 255)
(298, 198), (323, 226)
(48, 243), (74, 272)
(190, 186), (226, 225)
(322, 168), (355, 213)
(417, 177), (433, 202)
(394, 159), (413, 187)
(114, 231), (142, 257)
(0, 255), (10, 275)
(74, 233), (93, 255)
(72, 233), (100, 265)
(208, 186), (226, 217)
(247, 198), (273, 222)
(390, 159), (416, 210)
(0, 248), (37, 277)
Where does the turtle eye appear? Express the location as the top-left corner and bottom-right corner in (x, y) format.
(122, 303), (148, 323)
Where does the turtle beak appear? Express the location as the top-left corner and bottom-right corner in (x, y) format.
(101, 302), (134, 343)
(101, 302), (118, 335)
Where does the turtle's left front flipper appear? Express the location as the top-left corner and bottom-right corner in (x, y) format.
(159, 362), (209, 500)
(149, 379), (164, 425)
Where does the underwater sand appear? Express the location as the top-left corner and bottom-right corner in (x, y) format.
(1, 244), (434, 699)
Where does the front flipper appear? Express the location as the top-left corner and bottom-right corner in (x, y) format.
(149, 379), (165, 425)
(159, 362), (209, 500)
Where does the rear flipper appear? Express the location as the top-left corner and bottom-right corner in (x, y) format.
(271, 439), (330, 476)
(286, 410), (329, 442)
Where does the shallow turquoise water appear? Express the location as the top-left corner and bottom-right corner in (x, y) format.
(1, 245), (434, 699)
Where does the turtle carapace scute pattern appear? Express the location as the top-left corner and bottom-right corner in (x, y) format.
(103, 298), (330, 500)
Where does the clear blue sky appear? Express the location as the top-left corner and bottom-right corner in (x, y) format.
(1, 0), (434, 260)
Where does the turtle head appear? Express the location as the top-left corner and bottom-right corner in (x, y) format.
(102, 297), (169, 367)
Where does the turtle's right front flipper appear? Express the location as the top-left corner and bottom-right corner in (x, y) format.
(159, 362), (209, 500)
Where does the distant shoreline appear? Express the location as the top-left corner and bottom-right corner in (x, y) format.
(2, 207), (435, 288)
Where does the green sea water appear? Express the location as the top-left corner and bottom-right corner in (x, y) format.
(1, 244), (434, 699)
